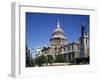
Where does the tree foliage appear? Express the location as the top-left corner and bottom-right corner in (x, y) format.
(35, 55), (47, 66)
(26, 46), (35, 67)
(55, 55), (66, 63)
(75, 57), (90, 64)
(47, 55), (54, 64)
(34, 55), (54, 66)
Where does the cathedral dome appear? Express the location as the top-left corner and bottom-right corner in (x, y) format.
(50, 19), (67, 47)
(53, 26), (64, 33)
(51, 19), (66, 39)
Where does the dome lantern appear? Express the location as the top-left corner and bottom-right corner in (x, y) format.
(57, 18), (60, 28)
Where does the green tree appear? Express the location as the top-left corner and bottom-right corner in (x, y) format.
(35, 55), (47, 66)
(26, 45), (35, 67)
(55, 55), (66, 63)
(47, 55), (54, 64)
(26, 46), (31, 67)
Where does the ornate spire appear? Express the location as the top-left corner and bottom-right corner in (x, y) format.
(57, 18), (60, 28)
(82, 16), (85, 26)
(81, 16), (87, 36)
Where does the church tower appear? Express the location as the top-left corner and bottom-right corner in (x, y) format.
(80, 17), (89, 58)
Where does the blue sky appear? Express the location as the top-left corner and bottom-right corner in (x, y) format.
(26, 12), (89, 55)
